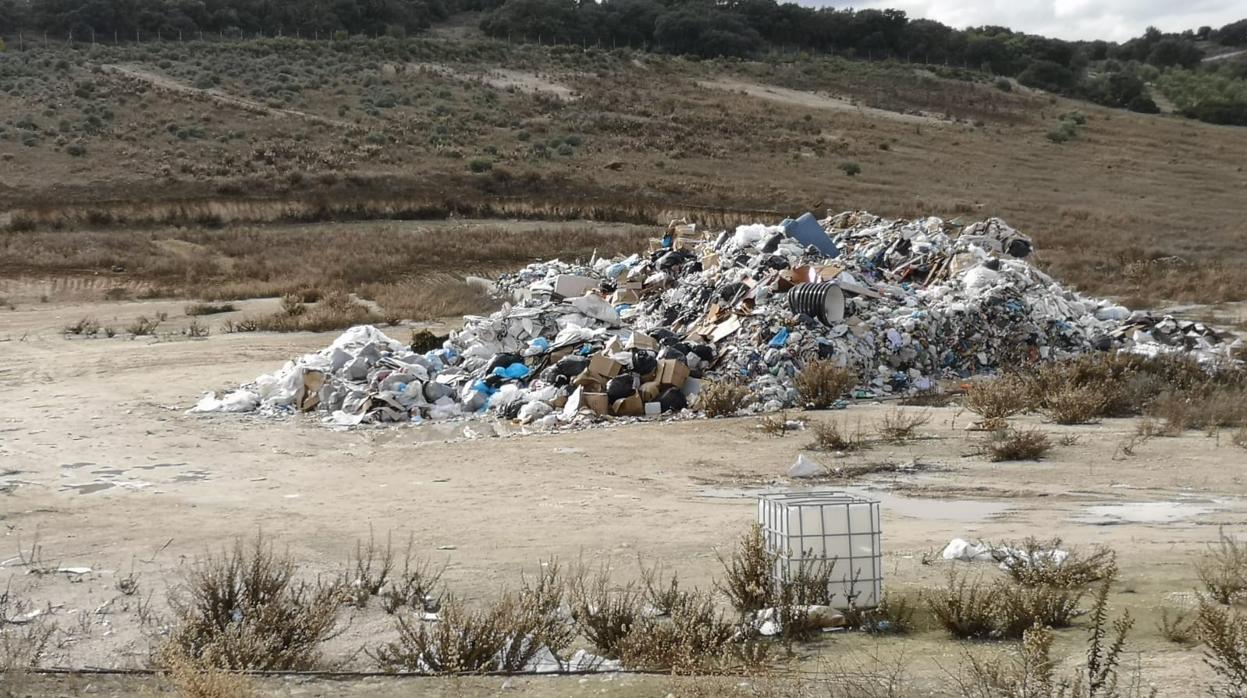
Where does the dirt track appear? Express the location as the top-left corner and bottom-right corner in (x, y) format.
(2, 296), (1245, 696)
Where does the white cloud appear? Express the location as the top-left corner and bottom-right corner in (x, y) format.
(817, 0), (1244, 41)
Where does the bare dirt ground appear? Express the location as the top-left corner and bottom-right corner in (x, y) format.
(2, 293), (1244, 696)
(697, 78), (945, 125)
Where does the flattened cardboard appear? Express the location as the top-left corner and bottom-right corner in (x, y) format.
(611, 394), (644, 417)
(582, 392), (609, 416)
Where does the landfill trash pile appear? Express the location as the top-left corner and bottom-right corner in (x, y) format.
(192, 210), (1241, 426)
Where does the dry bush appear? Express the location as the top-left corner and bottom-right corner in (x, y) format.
(994, 538), (1116, 588)
(1234, 427), (1247, 449)
(1149, 387), (1247, 434)
(1, 585), (56, 674)
(127, 315), (161, 335)
(167, 535), (341, 670)
(983, 428), (1052, 462)
(758, 412), (793, 437)
(343, 528), (394, 608)
(1196, 601), (1247, 692)
(279, 293), (306, 317)
(927, 569), (999, 640)
(372, 596), (509, 674)
(876, 408), (931, 442)
(221, 318), (260, 333)
(717, 524), (775, 614)
(160, 647), (258, 698)
(952, 566), (1137, 696)
(965, 376), (1030, 422)
(381, 546), (443, 615)
(995, 583), (1082, 639)
(568, 564), (644, 658)
(699, 381), (751, 418)
(187, 319), (210, 338)
(842, 589), (918, 635)
(185, 302), (236, 316)
(1039, 384), (1110, 425)
(639, 559), (683, 616)
(809, 418), (867, 452)
(1197, 528), (1247, 605)
(794, 360), (857, 409)
(615, 590), (760, 673)
(64, 317), (100, 335)
(1158, 607), (1197, 644)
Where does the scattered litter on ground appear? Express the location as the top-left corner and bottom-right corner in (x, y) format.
(192, 210), (1242, 427)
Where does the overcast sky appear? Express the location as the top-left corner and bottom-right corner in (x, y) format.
(825, 1), (1245, 42)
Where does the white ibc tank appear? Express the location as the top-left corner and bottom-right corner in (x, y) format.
(757, 491), (883, 608)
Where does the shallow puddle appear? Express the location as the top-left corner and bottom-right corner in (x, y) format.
(60, 482), (115, 495)
(696, 485), (1012, 522)
(1073, 501), (1216, 525)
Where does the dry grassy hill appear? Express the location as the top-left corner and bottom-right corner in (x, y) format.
(1, 31), (1245, 310)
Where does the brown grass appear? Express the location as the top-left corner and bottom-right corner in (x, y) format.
(251, 291), (381, 332)
(160, 648), (259, 698)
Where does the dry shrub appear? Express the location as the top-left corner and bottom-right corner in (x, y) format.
(1196, 601), (1247, 692)
(639, 559), (683, 616)
(372, 597), (509, 674)
(168, 535), (341, 670)
(1234, 427), (1247, 449)
(160, 648), (258, 698)
(568, 564), (644, 658)
(615, 590), (763, 674)
(1, 585), (56, 674)
(373, 561), (573, 675)
(366, 277), (501, 322)
(279, 293), (306, 317)
(1158, 607), (1197, 644)
(699, 381), (751, 418)
(254, 291), (380, 332)
(381, 547), (443, 615)
(64, 317), (100, 335)
(757, 413), (793, 437)
(952, 567), (1136, 696)
(993, 538), (1116, 588)
(844, 590), (918, 635)
(983, 428), (1051, 461)
(127, 315), (161, 335)
(995, 583), (1082, 639)
(876, 408), (931, 441)
(1039, 384), (1110, 425)
(185, 302), (237, 316)
(1197, 528), (1247, 605)
(965, 376), (1030, 422)
(1149, 387), (1247, 434)
(717, 524), (775, 614)
(809, 418), (867, 452)
(926, 569), (1000, 640)
(343, 528), (394, 608)
(794, 360), (857, 409)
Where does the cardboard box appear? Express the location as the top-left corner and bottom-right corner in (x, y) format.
(627, 331), (658, 351)
(552, 274), (598, 299)
(572, 372), (605, 391)
(657, 359), (690, 389)
(640, 381), (661, 401)
(588, 354), (623, 379)
(611, 394), (644, 417)
(582, 392), (610, 416)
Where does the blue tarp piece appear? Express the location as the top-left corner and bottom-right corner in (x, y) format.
(781, 212), (839, 258)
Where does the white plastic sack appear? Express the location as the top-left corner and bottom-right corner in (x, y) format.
(189, 390), (259, 413)
(941, 538), (994, 562)
(789, 454), (824, 478)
